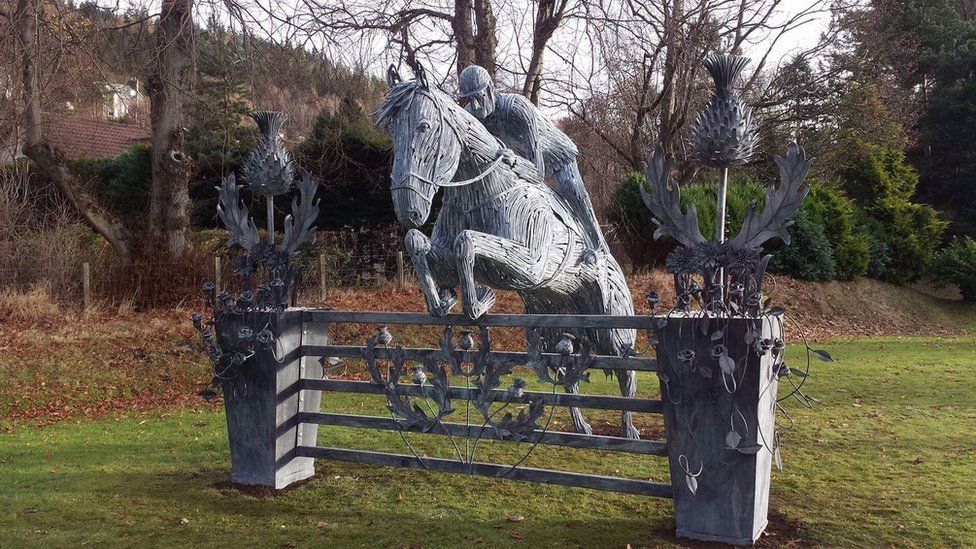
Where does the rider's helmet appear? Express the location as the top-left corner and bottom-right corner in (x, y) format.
(458, 65), (496, 119)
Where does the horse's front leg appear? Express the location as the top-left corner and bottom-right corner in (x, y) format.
(454, 227), (552, 319)
(405, 229), (457, 317)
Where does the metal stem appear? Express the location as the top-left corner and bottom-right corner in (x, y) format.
(716, 167), (729, 304)
(716, 167), (728, 242)
(266, 195), (275, 245)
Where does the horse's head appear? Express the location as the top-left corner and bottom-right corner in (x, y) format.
(377, 79), (463, 229)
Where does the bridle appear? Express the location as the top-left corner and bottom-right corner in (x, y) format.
(389, 89), (508, 205)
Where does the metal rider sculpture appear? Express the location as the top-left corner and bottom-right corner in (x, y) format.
(377, 66), (639, 438)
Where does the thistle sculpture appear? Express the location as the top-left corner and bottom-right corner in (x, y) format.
(690, 54), (759, 247)
(640, 54), (829, 545)
(196, 111), (320, 383)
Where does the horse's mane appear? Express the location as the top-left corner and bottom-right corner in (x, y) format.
(376, 80), (458, 126)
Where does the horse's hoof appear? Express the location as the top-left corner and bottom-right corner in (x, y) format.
(573, 420), (593, 436)
(477, 287), (496, 310)
(435, 292), (457, 317)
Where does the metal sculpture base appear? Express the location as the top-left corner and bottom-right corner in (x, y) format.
(217, 311), (324, 488)
(654, 315), (781, 546)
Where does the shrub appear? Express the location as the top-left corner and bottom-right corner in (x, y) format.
(804, 185), (870, 280)
(71, 144), (153, 218)
(768, 210), (838, 281)
(838, 143), (948, 284)
(930, 237), (976, 302)
(294, 109), (396, 230)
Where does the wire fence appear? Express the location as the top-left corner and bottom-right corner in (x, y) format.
(0, 250), (411, 310)
(1, 236), (646, 311)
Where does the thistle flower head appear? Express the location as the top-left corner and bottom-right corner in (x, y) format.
(691, 54), (759, 168)
(243, 111), (294, 196)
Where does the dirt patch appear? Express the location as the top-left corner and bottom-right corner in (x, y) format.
(668, 510), (811, 548)
(208, 474), (322, 499)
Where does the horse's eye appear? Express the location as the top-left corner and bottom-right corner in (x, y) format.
(417, 120), (432, 132)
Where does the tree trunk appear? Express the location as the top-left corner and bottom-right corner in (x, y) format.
(658, 0), (683, 158)
(472, 0), (497, 76)
(452, 0), (475, 76)
(15, 0), (136, 260)
(147, 0), (194, 258)
(522, 0), (566, 105)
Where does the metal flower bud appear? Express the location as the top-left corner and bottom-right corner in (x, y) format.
(690, 54), (758, 168)
(411, 365), (427, 385)
(377, 325), (393, 346)
(243, 111), (294, 197)
(555, 333), (576, 355)
(458, 330), (475, 351)
(646, 291), (660, 312)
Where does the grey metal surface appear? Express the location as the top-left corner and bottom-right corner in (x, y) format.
(302, 343), (658, 371)
(219, 310), (322, 489)
(300, 309), (657, 329)
(654, 315), (781, 545)
(296, 446), (673, 498)
(301, 378), (663, 413)
(377, 66), (637, 437)
(299, 412), (667, 455)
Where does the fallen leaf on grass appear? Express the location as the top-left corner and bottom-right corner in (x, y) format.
(316, 521), (331, 529)
(463, 535), (483, 543)
(507, 515), (524, 523)
(179, 518), (190, 525)
(509, 531), (523, 540)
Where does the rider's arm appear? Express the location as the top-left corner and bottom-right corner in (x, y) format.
(510, 95), (545, 177)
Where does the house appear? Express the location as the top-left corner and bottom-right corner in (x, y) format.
(47, 117), (151, 159)
(1, 78), (150, 163)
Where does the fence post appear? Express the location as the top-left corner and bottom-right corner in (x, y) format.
(82, 262), (91, 310)
(319, 253), (327, 301)
(396, 251), (405, 288)
(214, 255), (222, 295)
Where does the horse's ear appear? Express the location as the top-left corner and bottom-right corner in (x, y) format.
(386, 64), (402, 87)
(407, 58), (428, 89)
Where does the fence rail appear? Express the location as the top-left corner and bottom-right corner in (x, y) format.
(302, 344), (658, 371)
(298, 412), (667, 455)
(301, 378), (664, 413)
(294, 446), (673, 497)
(252, 309), (675, 502)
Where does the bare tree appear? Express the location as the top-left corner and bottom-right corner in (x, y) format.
(282, 0), (498, 79)
(522, 0), (573, 104)
(12, 0), (138, 259)
(147, 0), (195, 257)
(548, 0), (837, 176)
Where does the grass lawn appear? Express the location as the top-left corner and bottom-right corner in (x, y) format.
(0, 334), (974, 547)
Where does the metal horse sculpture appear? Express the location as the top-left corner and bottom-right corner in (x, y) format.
(376, 69), (639, 438)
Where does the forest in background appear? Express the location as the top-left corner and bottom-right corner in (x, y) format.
(2, 0), (976, 304)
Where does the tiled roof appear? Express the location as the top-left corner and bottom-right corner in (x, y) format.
(47, 117), (151, 159)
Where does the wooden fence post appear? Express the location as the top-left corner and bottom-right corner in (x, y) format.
(396, 251), (405, 288)
(214, 255), (222, 295)
(82, 262), (91, 310)
(319, 253), (327, 301)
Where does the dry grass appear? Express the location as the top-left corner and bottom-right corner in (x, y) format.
(0, 283), (64, 323)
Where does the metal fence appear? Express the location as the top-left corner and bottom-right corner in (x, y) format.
(224, 309), (673, 498)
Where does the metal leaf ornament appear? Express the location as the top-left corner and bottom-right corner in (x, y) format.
(730, 142), (814, 250)
(639, 149), (707, 248)
(690, 54), (758, 168)
(216, 173), (260, 252)
(243, 111), (294, 196)
(280, 170), (320, 256)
